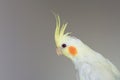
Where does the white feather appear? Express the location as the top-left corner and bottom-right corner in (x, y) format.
(66, 36), (120, 80)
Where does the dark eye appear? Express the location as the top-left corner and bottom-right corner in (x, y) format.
(61, 44), (67, 48)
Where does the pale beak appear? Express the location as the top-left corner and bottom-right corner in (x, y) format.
(56, 48), (62, 56)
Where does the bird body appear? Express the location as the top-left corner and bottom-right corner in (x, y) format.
(74, 50), (120, 80)
(54, 15), (120, 80)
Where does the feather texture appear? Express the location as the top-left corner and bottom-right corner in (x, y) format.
(54, 14), (70, 47)
(54, 15), (120, 80)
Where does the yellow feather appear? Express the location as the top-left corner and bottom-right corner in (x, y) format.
(59, 23), (68, 38)
(54, 14), (70, 47)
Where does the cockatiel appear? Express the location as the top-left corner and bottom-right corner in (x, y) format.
(54, 15), (120, 80)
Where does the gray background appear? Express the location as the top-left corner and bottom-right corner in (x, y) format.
(0, 0), (120, 80)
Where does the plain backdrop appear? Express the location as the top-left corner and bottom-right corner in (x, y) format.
(0, 0), (120, 80)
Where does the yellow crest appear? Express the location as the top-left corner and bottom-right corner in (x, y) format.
(54, 14), (70, 47)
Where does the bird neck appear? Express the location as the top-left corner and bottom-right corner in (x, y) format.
(72, 44), (97, 64)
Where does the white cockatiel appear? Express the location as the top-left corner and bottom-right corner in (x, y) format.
(54, 14), (120, 80)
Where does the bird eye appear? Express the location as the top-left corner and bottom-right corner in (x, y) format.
(61, 44), (67, 48)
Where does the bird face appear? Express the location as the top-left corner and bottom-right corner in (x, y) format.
(54, 15), (79, 60)
(56, 36), (79, 59)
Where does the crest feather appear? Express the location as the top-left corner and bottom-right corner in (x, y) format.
(54, 14), (70, 47)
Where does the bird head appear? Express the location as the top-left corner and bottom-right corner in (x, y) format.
(54, 15), (87, 61)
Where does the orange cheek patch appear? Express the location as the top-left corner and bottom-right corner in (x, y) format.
(68, 46), (77, 56)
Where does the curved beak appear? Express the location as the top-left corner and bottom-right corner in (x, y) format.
(56, 47), (62, 56)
